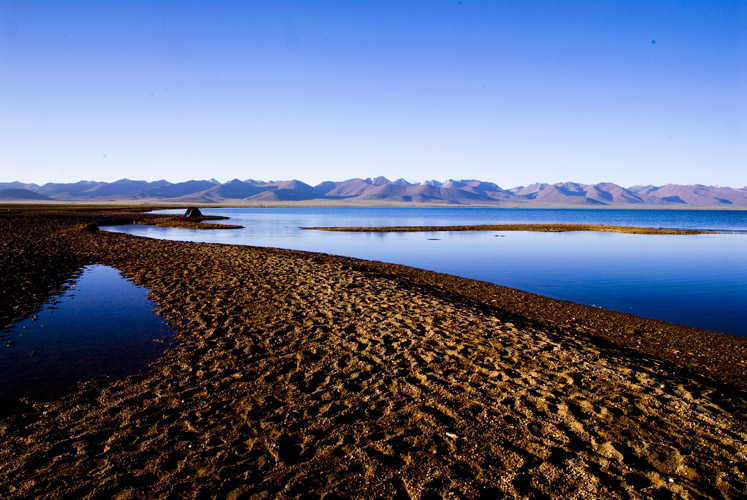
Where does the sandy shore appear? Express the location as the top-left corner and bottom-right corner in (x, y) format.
(0, 209), (745, 499)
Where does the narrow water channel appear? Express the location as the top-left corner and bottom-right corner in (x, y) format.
(0, 265), (175, 414)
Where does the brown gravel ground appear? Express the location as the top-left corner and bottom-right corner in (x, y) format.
(0, 208), (746, 499)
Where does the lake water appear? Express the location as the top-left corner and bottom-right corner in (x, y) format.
(103, 208), (747, 337)
(0, 265), (174, 409)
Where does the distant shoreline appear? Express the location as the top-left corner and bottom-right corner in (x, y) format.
(2, 201), (747, 211)
(303, 223), (712, 235)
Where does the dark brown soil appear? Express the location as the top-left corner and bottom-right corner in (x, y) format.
(0, 208), (745, 499)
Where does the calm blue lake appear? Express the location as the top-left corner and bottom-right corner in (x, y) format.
(104, 208), (747, 337)
(0, 265), (174, 405)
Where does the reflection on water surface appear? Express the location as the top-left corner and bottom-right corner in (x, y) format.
(0, 265), (174, 408)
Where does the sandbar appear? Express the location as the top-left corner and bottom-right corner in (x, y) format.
(303, 223), (711, 234)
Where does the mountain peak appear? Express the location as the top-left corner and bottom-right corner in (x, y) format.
(2, 178), (744, 207)
(366, 176), (391, 186)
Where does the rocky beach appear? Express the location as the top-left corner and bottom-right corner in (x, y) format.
(0, 208), (745, 499)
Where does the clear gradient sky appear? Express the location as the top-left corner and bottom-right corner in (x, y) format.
(1, 0), (745, 188)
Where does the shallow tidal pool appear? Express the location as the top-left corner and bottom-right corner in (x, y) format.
(0, 265), (175, 408)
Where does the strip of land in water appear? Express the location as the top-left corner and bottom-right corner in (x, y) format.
(0, 208), (745, 499)
(303, 223), (711, 234)
(134, 214), (244, 229)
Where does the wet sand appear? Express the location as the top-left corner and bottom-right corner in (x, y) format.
(0, 209), (745, 499)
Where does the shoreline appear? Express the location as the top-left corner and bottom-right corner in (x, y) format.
(94, 214), (747, 386)
(1, 208), (745, 498)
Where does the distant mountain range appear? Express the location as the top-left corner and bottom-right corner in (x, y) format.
(1, 178), (746, 208)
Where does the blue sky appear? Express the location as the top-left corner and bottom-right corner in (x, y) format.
(1, 0), (745, 188)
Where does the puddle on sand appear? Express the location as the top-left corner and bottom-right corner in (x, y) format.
(0, 265), (175, 414)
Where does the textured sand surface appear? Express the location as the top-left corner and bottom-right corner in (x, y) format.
(0, 209), (745, 499)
